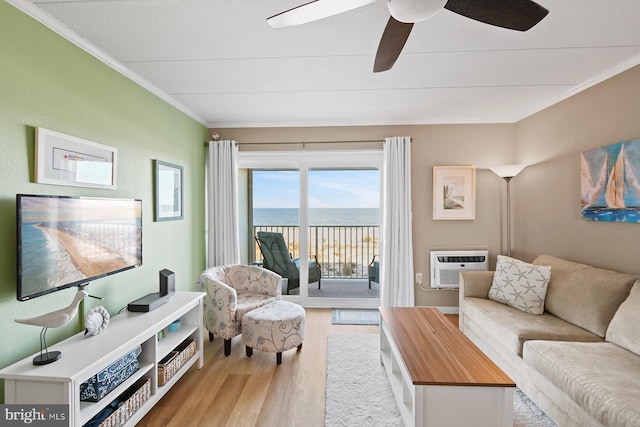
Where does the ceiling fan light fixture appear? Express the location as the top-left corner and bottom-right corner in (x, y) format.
(267, 0), (379, 29)
(388, 0), (448, 23)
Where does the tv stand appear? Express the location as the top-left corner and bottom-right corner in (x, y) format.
(0, 291), (204, 427)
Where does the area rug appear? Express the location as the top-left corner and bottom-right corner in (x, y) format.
(331, 309), (380, 325)
(326, 334), (400, 426)
(325, 334), (557, 427)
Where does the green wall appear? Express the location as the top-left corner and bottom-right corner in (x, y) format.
(0, 2), (208, 401)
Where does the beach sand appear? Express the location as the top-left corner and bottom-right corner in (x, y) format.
(37, 224), (130, 277)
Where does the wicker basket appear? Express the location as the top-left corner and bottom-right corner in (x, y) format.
(97, 377), (150, 427)
(157, 351), (179, 386)
(158, 338), (197, 386)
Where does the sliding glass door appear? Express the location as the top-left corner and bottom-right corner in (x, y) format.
(239, 150), (382, 308)
(252, 169), (303, 296)
(307, 168), (380, 300)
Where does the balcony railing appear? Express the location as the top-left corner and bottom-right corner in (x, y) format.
(253, 225), (379, 279)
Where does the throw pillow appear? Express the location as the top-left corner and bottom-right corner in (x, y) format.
(488, 255), (551, 315)
(605, 280), (640, 355)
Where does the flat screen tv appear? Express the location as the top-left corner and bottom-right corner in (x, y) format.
(17, 194), (142, 301)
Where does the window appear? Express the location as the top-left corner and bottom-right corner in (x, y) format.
(239, 150), (382, 308)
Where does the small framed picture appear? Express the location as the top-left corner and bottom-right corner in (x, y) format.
(154, 160), (184, 221)
(35, 127), (117, 189)
(433, 166), (476, 220)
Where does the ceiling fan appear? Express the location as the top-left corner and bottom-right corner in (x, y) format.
(267, 0), (549, 72)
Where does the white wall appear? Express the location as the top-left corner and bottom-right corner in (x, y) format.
(514, 65), (640, 273)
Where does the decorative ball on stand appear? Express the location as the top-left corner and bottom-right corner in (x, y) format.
(85, 306), (110, 336)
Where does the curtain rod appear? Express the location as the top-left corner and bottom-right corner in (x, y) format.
(204, 139), (384, 147)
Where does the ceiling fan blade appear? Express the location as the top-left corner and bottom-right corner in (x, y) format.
(444, 0), (548, 31)
(373, 16), (414, 72)
(267, 0), (379, 29)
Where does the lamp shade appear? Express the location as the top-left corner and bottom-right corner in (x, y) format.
(490, 164), (526, 178)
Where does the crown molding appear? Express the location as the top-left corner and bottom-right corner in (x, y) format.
(516, 52), (640, 122)
(6, 0), (208, 127)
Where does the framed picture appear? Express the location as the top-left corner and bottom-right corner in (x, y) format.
(581, 138), (640, 223)
(433, 166), (476, 220)
(154, 160), (184, 221)
(35, 127), (117, 189)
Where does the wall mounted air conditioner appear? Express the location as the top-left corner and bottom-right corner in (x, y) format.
(430, 250), (489, 289)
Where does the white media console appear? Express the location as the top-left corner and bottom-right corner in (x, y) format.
(0, 291), (205, 427)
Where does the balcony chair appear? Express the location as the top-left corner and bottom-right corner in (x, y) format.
(368, 255), (379, 289)
(255, 231), (322, 295)
(198, 264), (282, 356)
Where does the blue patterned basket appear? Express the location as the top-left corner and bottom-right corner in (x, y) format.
(80, 346), (142, 402)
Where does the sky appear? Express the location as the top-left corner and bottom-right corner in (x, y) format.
(252, 169), (380, 209)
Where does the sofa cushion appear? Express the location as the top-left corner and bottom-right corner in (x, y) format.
(524, 340), (640, 427)
(463, 297), (602, 356)
(606, 280), (640, 355)
(488, 255), (551, 315)
(533, 255), (636, 337)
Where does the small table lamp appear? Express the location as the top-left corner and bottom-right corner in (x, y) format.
(490, 165), (526, 257)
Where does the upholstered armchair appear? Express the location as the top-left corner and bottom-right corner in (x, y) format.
(198, 264), (282, 356)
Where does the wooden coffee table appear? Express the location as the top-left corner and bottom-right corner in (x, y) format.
(379, 307), (515, 427)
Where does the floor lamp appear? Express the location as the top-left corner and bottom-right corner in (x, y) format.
(490, 165), (526, 257)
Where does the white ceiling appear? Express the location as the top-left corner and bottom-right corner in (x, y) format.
(11, 0), (640, 128)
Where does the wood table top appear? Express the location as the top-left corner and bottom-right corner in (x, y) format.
(379, 307), (515, 387)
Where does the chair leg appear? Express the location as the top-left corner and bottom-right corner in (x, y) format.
(246, 346), (253, 357)
(209, 332), (214, 341)
(276, 352), (282, 365)
(224, 339), (231, 357)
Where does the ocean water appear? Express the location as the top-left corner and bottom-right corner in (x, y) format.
(581, 207), (640, 223)
(254, 208), (379, 226)
(20, 222), (85, 297)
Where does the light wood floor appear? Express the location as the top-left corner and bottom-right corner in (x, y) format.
(137, 309), (458, 427)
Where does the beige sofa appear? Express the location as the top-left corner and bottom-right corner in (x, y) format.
(459, 255), (640, 427)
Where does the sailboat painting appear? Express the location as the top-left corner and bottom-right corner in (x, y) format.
(581, 139), (640, 223)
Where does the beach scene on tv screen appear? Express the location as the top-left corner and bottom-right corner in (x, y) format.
(20, 197), (142, 297)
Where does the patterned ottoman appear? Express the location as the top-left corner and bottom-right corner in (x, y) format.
(241, 300), (305, 365)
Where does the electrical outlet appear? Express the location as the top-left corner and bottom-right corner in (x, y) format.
(415, 273), (423, 285)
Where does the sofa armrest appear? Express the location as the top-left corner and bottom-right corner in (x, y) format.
(459, 271), (494, 332)
(460, 271), (494, 298)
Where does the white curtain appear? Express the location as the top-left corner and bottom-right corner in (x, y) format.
(380, 136), (415, 307)
(206, 140), (241, 267)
